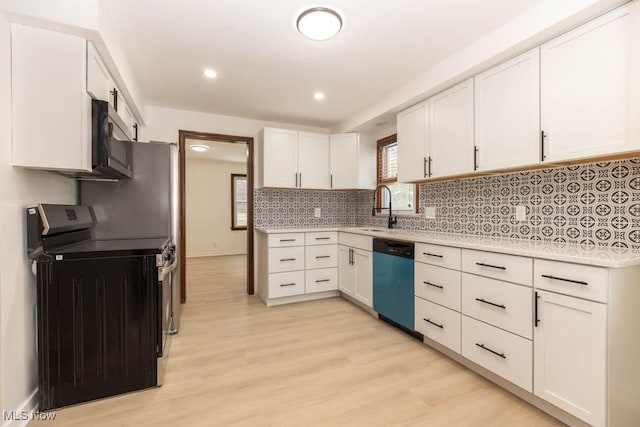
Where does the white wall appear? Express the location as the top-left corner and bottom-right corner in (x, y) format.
(0, 13), (77, 421)
(186, 158), (247, 257)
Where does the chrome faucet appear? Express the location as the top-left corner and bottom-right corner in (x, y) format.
(372, 185), (398, 229)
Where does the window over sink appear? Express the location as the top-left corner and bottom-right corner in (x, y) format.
(377, 134), (418, 214)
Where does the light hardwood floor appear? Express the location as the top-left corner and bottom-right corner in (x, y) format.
(31, 255), (563, 426)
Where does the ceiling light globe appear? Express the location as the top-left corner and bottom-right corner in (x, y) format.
(297, 7), (342, 41)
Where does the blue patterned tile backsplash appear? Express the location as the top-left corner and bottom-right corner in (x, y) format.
(255, 158), (640, 249)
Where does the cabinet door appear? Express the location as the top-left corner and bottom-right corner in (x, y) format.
(11, 24), (91, 172)
(262, 128), (298, 188)
(86, 42), (111, 102)
(430, 79), (475, 178)
(353, 249), (373, 307)
(475, 48), (540, 171)
(541, 2), (640, 162)
(329, 133), (359, 189)
(338, 246), (355, 297)
(298, 132), (330, 189)
(534, 290), (606, 426)
(397, 102), (430, 182)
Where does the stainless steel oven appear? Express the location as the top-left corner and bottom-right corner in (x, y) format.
(156, 243), (177, 385)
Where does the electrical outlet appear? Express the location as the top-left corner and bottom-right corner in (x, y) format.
(515, 205), (527, 221)
(314, 207), (321, 218)
(425, 206), (436, 219)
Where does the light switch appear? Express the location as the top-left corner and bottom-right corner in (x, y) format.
(314, 208), (321, 218)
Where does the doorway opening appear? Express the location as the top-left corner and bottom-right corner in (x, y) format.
(178, 130), (254, 303)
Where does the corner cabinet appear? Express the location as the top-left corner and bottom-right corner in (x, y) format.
(397, 79), (474, 182)
(11, 24), (92, 172)
(474, 48), (541, 171)
(338, 233), (373, 307)
(540, 1), (640, 162)
(329, 133), (376, 190)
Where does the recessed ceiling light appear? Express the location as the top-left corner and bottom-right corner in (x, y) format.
(314, 92), (325, 101)
(203, 69), (217, 79)
(190, 144), (210, 152)
(296, 7), (343, 41)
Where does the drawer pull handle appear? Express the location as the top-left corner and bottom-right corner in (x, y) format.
(476, 262), (506, 270)
(475, 343), (506, 359)
(279, 239), (296, 242)
(423, 318), (444, 329)
(315, 279), (330, 283)
(534, 291), (540, 327)
(423, 252), (443, 258)
(475, 298), (506, 309)
(280, 283), (296, 287)
(315, 237), (331, 240)
(315, 255), (331, 259)
(424, 281), (444, 289)
(280, 258), (296, 262)
(541, 274), (588, 286)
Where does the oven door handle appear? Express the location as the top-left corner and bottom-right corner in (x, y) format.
(158, 258), (178, 281)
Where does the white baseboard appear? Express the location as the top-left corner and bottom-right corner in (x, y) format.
(187, 250), (246, 258)
(2, 389), (38, 427)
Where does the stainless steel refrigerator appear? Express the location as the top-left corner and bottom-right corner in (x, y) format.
(80, 142), (181, 334)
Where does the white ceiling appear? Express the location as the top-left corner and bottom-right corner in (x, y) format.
(104, 0), (544, 128)
(185, 139), (248, 163)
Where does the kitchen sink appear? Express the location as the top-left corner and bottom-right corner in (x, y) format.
(349, 227), (387, 232)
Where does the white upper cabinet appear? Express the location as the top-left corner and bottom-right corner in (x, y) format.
(329, 133), (376, 190)
(86, 42), (111, 103)
(261, 128), (299, 188)
(475, 49), (541, 171)
(298, 132), (330, 189)
(430, 78), (475, 178)
(541, 1), (640, 162)
(397, 101), (430, 182)
(11, 24), (92, 172)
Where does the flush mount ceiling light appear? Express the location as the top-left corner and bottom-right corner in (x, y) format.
(314, 91), (325, 101)
(296, 7), (343, 41)
(203, 68), (217, 79)
(190, 144), (210, 152)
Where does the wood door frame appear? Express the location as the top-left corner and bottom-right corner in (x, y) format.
(178, 130), (255, 302)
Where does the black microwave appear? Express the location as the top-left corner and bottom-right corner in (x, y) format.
(90, 99), (133, 179)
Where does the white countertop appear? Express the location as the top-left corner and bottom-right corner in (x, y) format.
(256, 226), (640, 268)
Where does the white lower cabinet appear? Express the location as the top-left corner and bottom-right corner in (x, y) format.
(534, 290), (607, 426)
(268, 271), (305, 298)
(338, 234), (373, 307)
(305, 268), (338, 294)
(462, 315), (533, 392)
(415, 297), (461, 353)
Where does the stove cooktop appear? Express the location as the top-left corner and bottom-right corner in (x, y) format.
(49, 237), (171, 259)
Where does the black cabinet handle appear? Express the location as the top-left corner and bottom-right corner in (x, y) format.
(476, 343), (506, 359)
(348, 248), (353, 265)
(315, 237), (331, 240)
(540, 130), (547, 161)
(428, 156), (433, 177)
(475, 298), (506, 309)
(476, 262), (506, 270)
(541, 274), (588, 286)
(279, 239), (296, 242)
(424, 281), (444, 289)
(110, 87), (118, 111)
(315, 279), (330, 283)
(133, 123), (138, 141)
(299, 173), (302, 187)
(423, 157), (427, 178)
(473, 146), (479, 171)
(330, 174), (333, 189)
(534, 291), (540, 327)
(280, 258), (296, 262)
(315, 255), (330, 259)
(280, 283), (296, 287)
(423, 318), (443, 329)
(423, 252), (443, 258)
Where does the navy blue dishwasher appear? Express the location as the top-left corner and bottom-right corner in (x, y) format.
(373, 238), (415, 333)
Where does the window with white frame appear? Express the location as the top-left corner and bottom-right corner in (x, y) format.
(377, 135), (417, 213)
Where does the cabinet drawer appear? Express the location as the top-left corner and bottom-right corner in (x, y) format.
(268, 233), (305, 248)
(415, 243), (461, 270)
(305, 245), (338, 269)
(462, 249), (532, 286)
(462, 316), (532, 391)
(338, 233), (372, 251)
(305, 231), (338, 246)
(305, 268), (338, 294)
(462, 273), (532, 339)
(268, 271), (305, 298)
(268, 247), (305, 272)
(534, 259), (608, 303)
(415, 263), (461, 311)
(415, 297), (461, 353)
